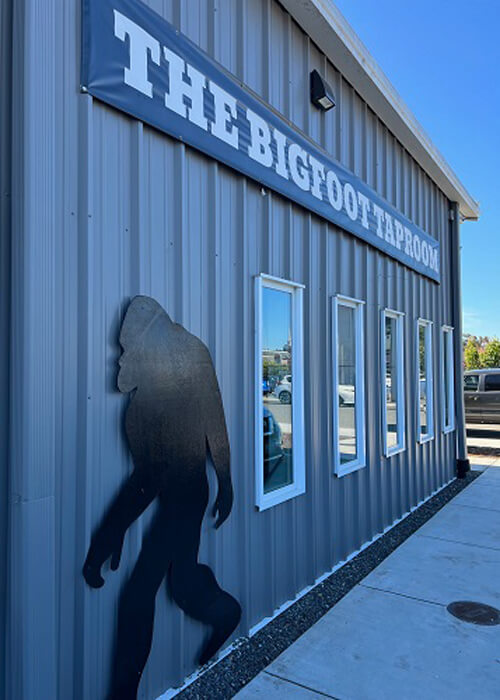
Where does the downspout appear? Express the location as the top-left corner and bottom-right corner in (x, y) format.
(449, 201), (469, 478)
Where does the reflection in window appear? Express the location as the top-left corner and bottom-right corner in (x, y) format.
(262, 286), (293, 494)
(333, 296), (365, 475)
(419, 324), (427, 435)
(485, 374), (500, 391)
(382, 310), (405, 455)
(464, 374), (479, 391)
(442, 327), (455, 432)
(443, 334), (449, 426)
(256, 275), (305, 510)
(417, 319), (434, 441)
(338, 305), (357, 464)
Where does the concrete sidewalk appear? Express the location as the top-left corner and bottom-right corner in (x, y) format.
(236, 467), (500, 700)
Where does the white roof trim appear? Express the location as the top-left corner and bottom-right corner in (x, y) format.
(281, 0), (479, 220)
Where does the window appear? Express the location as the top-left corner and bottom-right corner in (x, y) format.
(464, 374), (479, 391)
(255, 274), (305, 510)
(381, 310), (405, 456)
(441, 326), (455, 433)
(332, 296), (366, 476)
(485, 374), (500, 391)
(416, 319), (434, 442)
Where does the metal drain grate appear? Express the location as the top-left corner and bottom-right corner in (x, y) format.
(447, 601), (500, 626)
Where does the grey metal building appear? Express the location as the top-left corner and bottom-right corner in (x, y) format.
(0, 0), (479, 699)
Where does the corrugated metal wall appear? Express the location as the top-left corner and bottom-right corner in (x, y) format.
(0, 3), (13, 700)
(0, 0), (13, 695)
(6, 1), (456, 699)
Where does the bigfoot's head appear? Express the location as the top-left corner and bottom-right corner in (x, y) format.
(117, 295), (175, 394)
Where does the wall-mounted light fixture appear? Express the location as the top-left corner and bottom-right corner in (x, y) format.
(310, 69), (336, 111)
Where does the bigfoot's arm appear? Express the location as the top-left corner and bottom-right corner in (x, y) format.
(83, 470), (158, 588)
(204, 363), (233, 528)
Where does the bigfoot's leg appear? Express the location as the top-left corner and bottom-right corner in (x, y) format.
(108, 506), (169, 700)
(83, 470), (158, 588)
(169, 547), (242, 666)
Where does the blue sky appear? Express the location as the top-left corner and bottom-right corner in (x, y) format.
(262, 287), (291, 351)
(334, 0), (500, 338)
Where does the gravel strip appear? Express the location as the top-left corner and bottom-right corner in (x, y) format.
(175, 470), (481, 700)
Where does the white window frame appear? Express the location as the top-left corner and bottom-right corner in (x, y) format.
(416, 318), (434, 443)
(441, 325), (455, 434)
(332, 295), (366, 477)
(255, 274), (305, 510)
(381, 309), (406, 457)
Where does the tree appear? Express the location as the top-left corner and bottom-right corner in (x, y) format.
(464, 337), (481, 370)
(480, 338), (500, 368)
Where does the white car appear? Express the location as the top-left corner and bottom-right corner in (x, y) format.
(275, 375), (292, 404)
(338, 384), (355, 405)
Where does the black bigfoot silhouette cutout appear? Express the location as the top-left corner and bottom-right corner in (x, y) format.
(83, 296), (241, 700)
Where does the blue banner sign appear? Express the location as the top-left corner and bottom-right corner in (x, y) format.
(82, 0), (440, 282)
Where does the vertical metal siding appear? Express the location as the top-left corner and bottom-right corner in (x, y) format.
(8, 0), (60, 697)
(0, 1), (13, 698)
(6, 0), (458, 698)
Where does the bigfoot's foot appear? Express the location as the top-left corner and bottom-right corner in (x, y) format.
(198, 595), (242, 666)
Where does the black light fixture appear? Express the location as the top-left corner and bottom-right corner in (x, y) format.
(310, 69), (336, 111)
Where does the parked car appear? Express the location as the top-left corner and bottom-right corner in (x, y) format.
(385, 376), (392, 402)
(464, 368), (500, 424)
(419, 376), (427, 398)
(263, 407), (283, 477)
(275, 375), (292, 404)
(338, 383), (355, 405)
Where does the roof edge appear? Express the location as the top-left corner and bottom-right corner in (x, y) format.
(280, 0), (480, 220)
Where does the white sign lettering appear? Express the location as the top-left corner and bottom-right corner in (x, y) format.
(110, 11), (440, 277)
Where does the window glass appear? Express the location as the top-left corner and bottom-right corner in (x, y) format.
(464, 374), (479, 391)
(256, 275), (305, 510)
(442, 328), (455, 432)
(262, 286), (293, 494)
(443, 332), (450, 426)
(417, 320), (433, 441)
(385, 316), (398, 449)
(419, 324), (428, 436)
(338, 305), (357, 464)
(333, 296), (365, 475)
(383, 311), (405, 454)
(485, 374), (500, 391)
